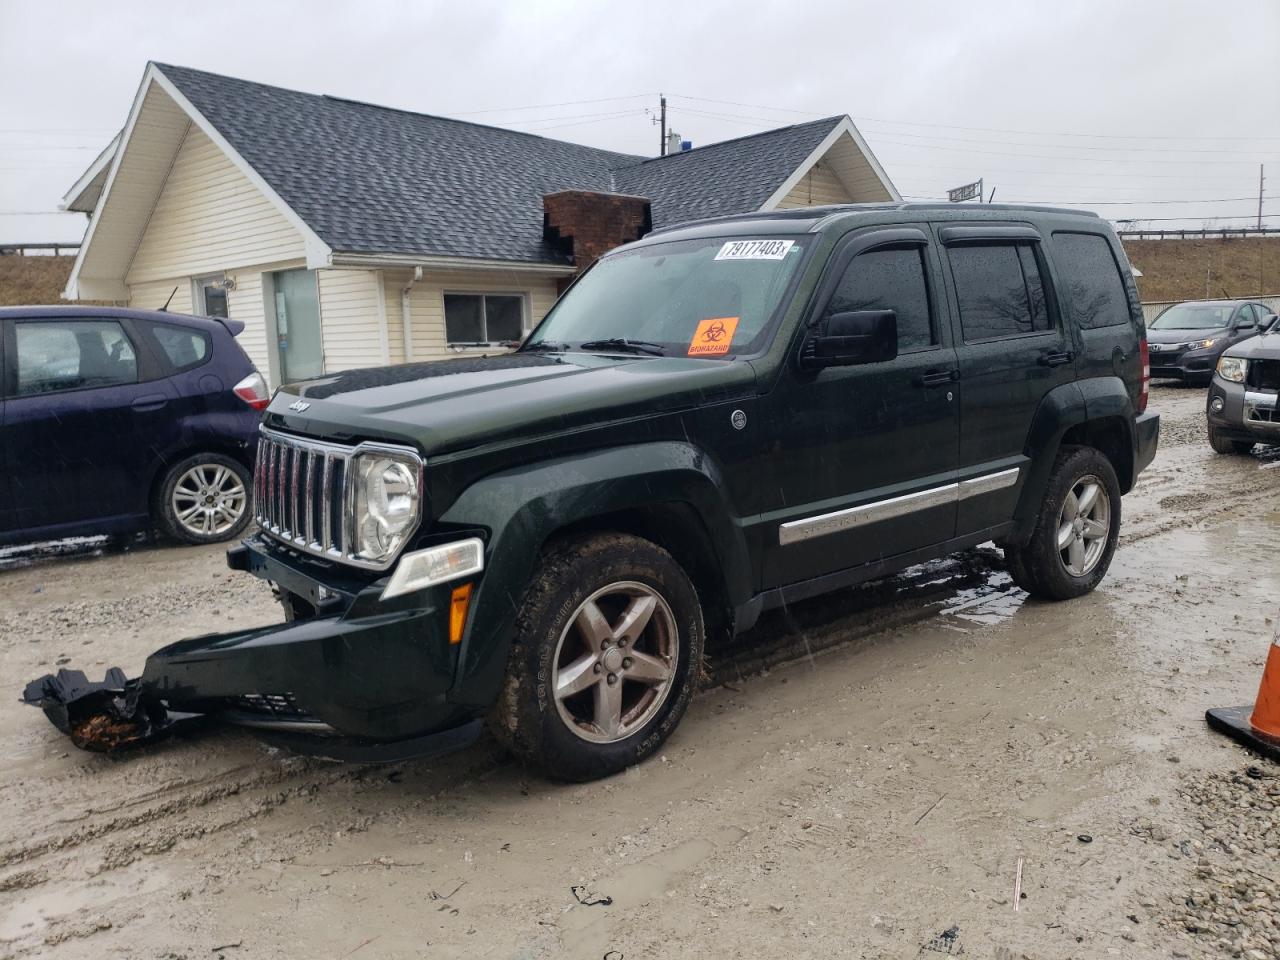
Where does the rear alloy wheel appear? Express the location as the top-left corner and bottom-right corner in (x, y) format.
(490, 532), (704, 781)
(156, 453), (252, 544)
(1004, 446), (1121, 601)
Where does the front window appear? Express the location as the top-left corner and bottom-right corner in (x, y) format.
(1150, 302), (1235, 330)
(14, 320), (138, 396)
(525, 235), (809, 358)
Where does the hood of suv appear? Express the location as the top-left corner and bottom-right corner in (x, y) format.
(264, 352), (759, 456)
(1222, 330), (1280, 361)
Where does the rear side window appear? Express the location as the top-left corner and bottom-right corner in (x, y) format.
(1051, 232), (1131, 329)
(150, 323), (211, 371)
(824, 246), (936, 351)
(947, 242), (1053, 342)
(14, 320), (138, 396)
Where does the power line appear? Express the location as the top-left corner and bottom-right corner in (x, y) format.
(517, 110), (647, 133)
(1113, 213), (1280, 223)
(868, 136), (1278, 165)
(670, 93), (1280, 142)
(451, 93), (654, 117)
(857, 126), (1280, 156)
(903, 194), (1278, 206)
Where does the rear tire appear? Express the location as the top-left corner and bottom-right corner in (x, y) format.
(1208, 429), (1254, 455)
(1004, 446), (1121, 601)
(155, 453), (252, 544)
(489, 532), (704, 781)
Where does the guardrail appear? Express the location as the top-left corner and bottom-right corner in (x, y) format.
(0, 242), (81, 256)
(1119, 228), (1280, 241)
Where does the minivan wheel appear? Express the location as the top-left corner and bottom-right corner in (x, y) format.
(155, 453), (252, 544)
(1208, 428), (1254, 455)
(1004, 446), (1121, 601)
(490, 532), (704, 781)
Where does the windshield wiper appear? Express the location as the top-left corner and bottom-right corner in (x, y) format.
(577, 338), (666, 357)
(520, 340), (571, 353)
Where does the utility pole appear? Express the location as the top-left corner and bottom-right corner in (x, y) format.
(1259, 164), (1265, 230)
(658, 94), (667, 156)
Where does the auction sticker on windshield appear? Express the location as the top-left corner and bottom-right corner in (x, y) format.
(689, 317), (740, 356)
(714, 239), (795, 261)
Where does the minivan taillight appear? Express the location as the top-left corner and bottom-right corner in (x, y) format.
(1138, 339), (1150, 414)
(233, 371), (270, 411)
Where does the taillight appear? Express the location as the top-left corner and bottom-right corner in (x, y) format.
(1138, 339), (1150, 414)
(233, 371), (270, 411)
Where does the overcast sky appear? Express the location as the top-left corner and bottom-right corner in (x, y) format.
(2, 0), (1278, 245)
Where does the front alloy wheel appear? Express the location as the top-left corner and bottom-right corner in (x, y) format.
(490, 532), (704, 781)
(553, 582), (678, 743)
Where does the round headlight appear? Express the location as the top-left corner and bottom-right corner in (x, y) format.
(354, 454), (421, 562)
(1216, 356), (1248, 383)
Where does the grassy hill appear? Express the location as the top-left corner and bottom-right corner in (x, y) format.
(3, 239), (1277, 312)
(0, 255), (76, 306)
(1123, 237), (1280, 303)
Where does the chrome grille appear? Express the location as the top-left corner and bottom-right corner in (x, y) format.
(254, 428), (354, 562)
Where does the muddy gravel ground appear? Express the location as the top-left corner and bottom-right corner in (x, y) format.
(2, 383), (1279, 959)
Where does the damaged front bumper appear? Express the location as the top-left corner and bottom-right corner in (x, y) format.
(22, 536), (486, 760)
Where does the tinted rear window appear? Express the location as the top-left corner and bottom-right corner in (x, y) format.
(1051, 233), (1131, 330)
(947, 242), (1053, 342)
(149, 323), (211, 371)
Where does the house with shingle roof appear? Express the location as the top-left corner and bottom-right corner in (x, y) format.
(62, 63), (898, 385)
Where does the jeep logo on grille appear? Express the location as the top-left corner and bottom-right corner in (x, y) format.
(288, 400), (311, 413)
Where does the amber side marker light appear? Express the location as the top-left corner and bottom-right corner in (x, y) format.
(449, 583), (473, 645)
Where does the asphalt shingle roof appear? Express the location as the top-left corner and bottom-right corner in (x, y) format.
(156, 63), (845, 265)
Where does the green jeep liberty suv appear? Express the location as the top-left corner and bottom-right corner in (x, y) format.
(25, 203), (1159, 781)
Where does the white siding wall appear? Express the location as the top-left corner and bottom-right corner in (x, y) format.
(126, 125), (305, 283)
(128, 278), (193, 314)
(317, 269), (389, 372)
(227, 270), (271, 377)
(775, 162), (855, 209)
(382, 268), (562, 361)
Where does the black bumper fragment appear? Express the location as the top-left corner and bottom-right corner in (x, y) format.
(21, 668), (194, 751)
(20, 536), (483, 761)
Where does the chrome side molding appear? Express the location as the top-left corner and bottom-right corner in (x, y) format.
(779, 467), (1021, 546)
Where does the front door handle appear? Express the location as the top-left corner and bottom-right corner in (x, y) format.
(1039, 350), (1075, 367)
(131, 394), (168, 412)
(918, 369), (959, 387)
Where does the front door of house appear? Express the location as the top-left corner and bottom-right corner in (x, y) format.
(272, 269), (324, 384)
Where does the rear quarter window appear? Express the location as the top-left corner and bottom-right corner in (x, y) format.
(149, 323), (211, 372)
(1051, 232), (1132, 329)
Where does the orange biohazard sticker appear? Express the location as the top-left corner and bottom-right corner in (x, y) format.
(688, 317), (740, 357)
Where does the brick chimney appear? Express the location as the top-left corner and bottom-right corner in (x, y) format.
(543, 190), (652, 290)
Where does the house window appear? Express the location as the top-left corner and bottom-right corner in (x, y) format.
(193, 275), (230, 318)
(444, 293), (526, 346)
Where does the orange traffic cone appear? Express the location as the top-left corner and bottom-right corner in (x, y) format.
(1206, 634), (1280, 763)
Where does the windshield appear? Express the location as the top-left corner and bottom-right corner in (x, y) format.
(525, 235), (809, 358)
(1150, 302), (1236, 330)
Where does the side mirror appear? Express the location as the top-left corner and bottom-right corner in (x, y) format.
(800, 309), (898, 370)
(1263, 314), (1278, 332)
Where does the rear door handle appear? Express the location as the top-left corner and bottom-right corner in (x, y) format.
(918, 369), (959, 387)
(1039, 350), (1075, 367)
(131, 394), (168, 412)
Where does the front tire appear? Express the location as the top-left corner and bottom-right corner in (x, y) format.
(1208, 428), (1254, 455)
(1004, 446), (1121, 601)
(155, 453), (252, 544)
(490, 532), (704, 781)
